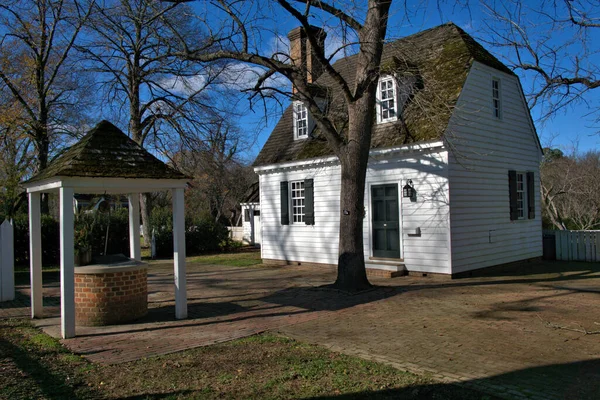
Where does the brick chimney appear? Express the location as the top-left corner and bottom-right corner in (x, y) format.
(287, 26), (327, 93)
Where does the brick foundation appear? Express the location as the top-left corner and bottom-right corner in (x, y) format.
(75, 267), (148, 326)
(262, 259), (406, 279)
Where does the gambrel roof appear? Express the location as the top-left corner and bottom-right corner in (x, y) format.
(25, 120), (187, 184)
(254, 23), (514, 167)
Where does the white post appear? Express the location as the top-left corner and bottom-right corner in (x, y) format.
(128, 193), (141, 261)
(59, 186), (75, 338)
(172, 188), (187, 319)
(0, 219), (15, 301)
(28, 193), (43, 316)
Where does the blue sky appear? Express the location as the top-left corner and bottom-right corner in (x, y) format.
(219, 0), (599, 160)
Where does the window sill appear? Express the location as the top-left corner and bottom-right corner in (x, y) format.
(377, 117), (398, 125)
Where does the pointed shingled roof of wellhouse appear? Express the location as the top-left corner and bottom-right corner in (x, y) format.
(24, 120), (188, 184)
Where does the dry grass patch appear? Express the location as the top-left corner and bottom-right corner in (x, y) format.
(1, 319), (495, 400)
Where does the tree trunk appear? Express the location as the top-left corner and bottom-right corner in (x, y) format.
(35, 128), (50, 214)
(333, 100), (375, 292)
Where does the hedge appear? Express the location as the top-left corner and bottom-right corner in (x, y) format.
(11, 209), (130, 266)
(150, 206), (230, 258)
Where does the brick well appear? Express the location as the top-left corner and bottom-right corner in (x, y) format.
(74, 265), (147, 326)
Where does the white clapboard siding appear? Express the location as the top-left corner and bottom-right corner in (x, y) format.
(553, 230), (600, 262)
(447, 61), (543, 274)
(258, 148), (451, 273)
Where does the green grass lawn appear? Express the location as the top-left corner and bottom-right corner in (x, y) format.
(0, 319), (496, 400)
(187, 250), (262, 267)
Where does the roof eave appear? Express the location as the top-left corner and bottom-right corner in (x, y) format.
(254, 140), (446, 173)
(23, 176), (189, 194)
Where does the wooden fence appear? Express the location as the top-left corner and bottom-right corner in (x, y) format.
(544, 230), (600, 262)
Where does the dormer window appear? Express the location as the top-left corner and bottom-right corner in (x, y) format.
(492, 77), (502, 118)
(377, 76), (397, 124)
(293, 101), (309, 140)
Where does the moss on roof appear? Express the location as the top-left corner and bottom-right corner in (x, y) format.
(254, 23), (514, 167)
(25, 120), (188, 184)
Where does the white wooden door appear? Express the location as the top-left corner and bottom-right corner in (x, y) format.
(253, 214), (261, 245)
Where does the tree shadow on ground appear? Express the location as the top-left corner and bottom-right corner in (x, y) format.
(306, 358), (600, 400)
(0, 337), (94, 400)
(454, 259), (599, 282)
(397, 260), (600, 297)
(69, 284), (401, 339)
(98, 359), (600, 400)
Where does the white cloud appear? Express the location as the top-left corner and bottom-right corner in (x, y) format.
(160, 75), (208, 95)
(219, 63), (288, 91)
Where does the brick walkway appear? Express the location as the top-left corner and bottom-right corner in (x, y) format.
(2, 260), (599, 399)
(278, 262), (600, 400)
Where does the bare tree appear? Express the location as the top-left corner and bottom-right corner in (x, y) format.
(165, 0), (394, 291)
(541, 149), (600, 230)
(79, 0), (235, 244)
(175, 119), (255, 226)
(0, 0), (93, 212)
(483, 0), (600, 125)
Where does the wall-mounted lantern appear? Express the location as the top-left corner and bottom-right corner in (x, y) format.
(403, 179), (415, 198)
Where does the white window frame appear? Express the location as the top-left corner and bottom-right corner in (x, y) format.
(492, 77), (502, 119)
(376, 76), (398, 124)
(293, 101), (309, 140)
(516, 172), (527, 220)
(290, 180), (305, 224)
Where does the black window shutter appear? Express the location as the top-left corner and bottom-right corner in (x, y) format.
(280, 181), (289, 225)
(527, 172), (535, 219)
(244, 209), (250, 222)
(508, 170), (518, 220)
(304, 178), (314, 225)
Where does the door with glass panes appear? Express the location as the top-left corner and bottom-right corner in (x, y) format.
(371, 184), (400, 258)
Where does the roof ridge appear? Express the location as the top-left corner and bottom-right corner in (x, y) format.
(447, 23), (514, 76)
(23, 120), (188, 184)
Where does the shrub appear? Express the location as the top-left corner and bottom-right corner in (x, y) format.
(150, 206), (230, 258)
(11, 208), (130, 266)
(75, 208), (130, 258)
(149, 206), (174, 258)
(12, 213), (60, 266)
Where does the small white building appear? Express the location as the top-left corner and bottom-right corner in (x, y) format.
(240, 182), (261, 246)
(253, 23), (543, 277)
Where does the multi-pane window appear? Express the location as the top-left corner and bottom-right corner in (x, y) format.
(290, 180), (305, 223)
(492, 78), (501, 118)
(294, 102), (308, 139)
(516, 172), (527, 219)
(378, 77), (396, 122)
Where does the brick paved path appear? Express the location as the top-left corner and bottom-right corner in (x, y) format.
(3, 260), (600, 399)
(278, 263), (600, 400)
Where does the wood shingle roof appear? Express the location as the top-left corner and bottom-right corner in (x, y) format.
(25, 120), (187, 184)
(254, 23), (513, 167)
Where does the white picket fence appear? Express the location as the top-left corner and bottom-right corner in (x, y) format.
(548, 230), (600, 262)
(0, 219), (15, 301)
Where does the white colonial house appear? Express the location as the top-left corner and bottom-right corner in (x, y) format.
(253, 23), (543, 277)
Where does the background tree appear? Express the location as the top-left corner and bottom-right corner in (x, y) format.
(0, 95), (34, 218)
(175, 119), (256, 226)
(169, 0), (394, 291)
(541, 148), (600, 230)
(79, 0), (236, 244)
(0, 0), (93, 213)
(483, 0), (600, 125)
